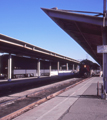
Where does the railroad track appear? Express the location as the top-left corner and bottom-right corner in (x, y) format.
(0, 77), (89, 120)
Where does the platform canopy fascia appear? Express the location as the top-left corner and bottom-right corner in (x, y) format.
(42, 8), (104, 65)
(42, 8), (103, 26)
(0, 34), (80, 64)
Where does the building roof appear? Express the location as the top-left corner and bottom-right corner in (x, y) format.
(0, 34), (80, 64)
(42, 8), (104, 65)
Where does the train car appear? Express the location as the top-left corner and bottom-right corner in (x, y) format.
(0, 54), (57, 79)
(0, 54), (38, 79)
(79, 59), (100, 77)
(79, 59), (93, 77)
(79, 64), (90, 77)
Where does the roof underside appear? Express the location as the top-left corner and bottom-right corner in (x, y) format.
(0, 34), (79, 64)
(42, 8), (103, 65)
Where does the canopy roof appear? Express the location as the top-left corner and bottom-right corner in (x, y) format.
(42, 8), (104, 65)
(0, 34), (79, 64)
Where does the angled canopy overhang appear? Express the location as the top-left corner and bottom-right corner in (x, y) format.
(0, 34), (80, 64)
(42, 8), (104, 65)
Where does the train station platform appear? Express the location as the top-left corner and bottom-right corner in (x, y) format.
(13, 77), (107, 120)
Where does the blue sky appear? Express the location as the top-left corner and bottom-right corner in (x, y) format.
(0, 0), (104, 63)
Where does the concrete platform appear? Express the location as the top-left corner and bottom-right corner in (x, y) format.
(13, 77), (106, 120)
(0, 78), (79, 105)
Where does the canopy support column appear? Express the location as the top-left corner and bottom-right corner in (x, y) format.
(57, 61), (60, 73)
(73, 64), (74, 72)
(37, 59), (40, 78)
(49, 62), (51, 77)
(102, 0), (107, 98)
(8, 54), (12, 81)
(66, 63), (68, 71)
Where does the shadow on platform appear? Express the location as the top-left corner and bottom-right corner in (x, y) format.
(57, 94), (101, 99)
(80, 95), (101, 99)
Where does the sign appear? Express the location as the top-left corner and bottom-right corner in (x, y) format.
(97, 45), (107, 53)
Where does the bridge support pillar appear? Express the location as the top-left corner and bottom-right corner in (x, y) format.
(37, 59), (40, 78)
(8, 54), (12, 81)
